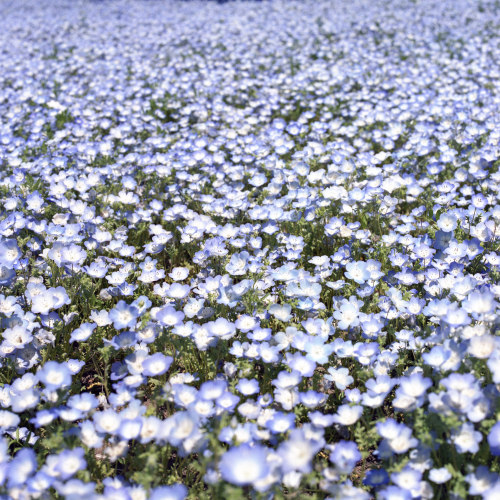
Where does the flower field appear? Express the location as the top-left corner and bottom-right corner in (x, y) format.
(1, 0), (500, 498)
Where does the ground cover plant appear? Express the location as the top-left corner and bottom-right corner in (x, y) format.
(0, 0), (499, 498)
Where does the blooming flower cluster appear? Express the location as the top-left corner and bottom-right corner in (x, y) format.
(0, 0), (499, 498)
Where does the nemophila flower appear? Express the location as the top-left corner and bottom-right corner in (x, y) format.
(37, 361), (72, 391)
(300, 390), (326, 409)
(156, 305), (185, 327)
(216, 391), (240, 412)
(167, 283), (191, 299)
(118, 418), (143, 440)
(54, 448), (86, 480)
(360, 314), (384, 338)
(390, 466), (422, 495)
(329, 441), (361, 475)
(451, 423), (482, 453)
(0, 410), (20, 430)
(61, 243), (87, 268)
(398, 372), (432, 399)
(109, 301), (140, 330)
(268, 303), (292, 321)
(226, 251), (250, 275)
(429, 467), (452, 484)
(266, 411), (295, 433)
(90, 308), (112, 326)
(53, 479), (96, 498)
(7, 448), (37, 488)
(1, 0), (500, 495)
(219, 444), (269, 486)
(363, 468), (389, 487)
(30, 289), (56, 315)
(286, 352), (316, 377)
(462, 289), (496, 317)
(464, 465), (499, 497)
(422, 345), (451, 369)
(377, 419), (418, 455)
(487, 422), (500, 456)
(107, 270), (128, 286)
(0, 239), (21, 268)
(142, 353), (173, 377)
(345, 260), (371, 284)
(84, 261), (108, 278)
(334, 296), (363, 330)
(278, 428), (323, 474)
(130, 296), (152, 316)
(442, 304), (471, 327)
(325, 366), (353, 390)
(10, 388), (40, 413)
(69, 322), (96, 343)
(206, 317), (236, 340)
(2, 325), (33, 349)
(30, 409), (56, 428)
(236, 378), (259, 396)
(168, 267), (189, 281)
(68, 393), (99, 413)
(0, 294), (19, 316)
(163, 411), (201, 451)
(93, 409), (122, 435)
(27, 471), (55, 495)
(51, 286), (71, 309)
(468, 334), (496, 359)
(332, 404), (363, 426)
(302, 336), (334, 364)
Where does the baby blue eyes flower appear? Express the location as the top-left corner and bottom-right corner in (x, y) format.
(54, 448), (87, 479)
(167, 283), (191, 299)
(142, 353), (173, 377)
(37, 361), (72, 391)
(156, 305), (185, 327)
(488, 422), (500, 456)
(325, 367), (353, 390)
(93, 409), (122, 435)
(219, 444), (269, 486)
(429, 467), (452, 484)
(69, 322), (96, 343)
(109, 301), (140, 330)
(363, 469), (389, 487)
(30, 285), (71, 315)
(277, 429), (323, 474)
(268, 303), (292, 321)
(345, 260), (371, 284)
(376, 419), (418, 455)
(451, 423), (483, 454)
(437, 212), (458, 233)
(1, 1), (500, 496)
(168, 267), (190, 281)
(118, 418), (143, 440)
(332, 404), (363, 426)
(333, 296), (363, 330)
(0, 239), (21, 268)
(235, 378), (259, 396)
(207, 318), (236, 340)
(7, 448), (37, 488)
(329, 440), (361, 475)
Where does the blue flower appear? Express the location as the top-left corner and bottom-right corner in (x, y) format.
(37, 361), (72, 391)
(488, 422), (500, 456)
(142, 353), (173, 377)
(329, 440), (361, 475)
(219, 444), (269, 486)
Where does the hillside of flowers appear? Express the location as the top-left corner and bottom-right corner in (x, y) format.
(0, 0), (499, 498)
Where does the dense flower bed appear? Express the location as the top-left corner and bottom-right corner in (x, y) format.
(0, 0), (499, 498)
